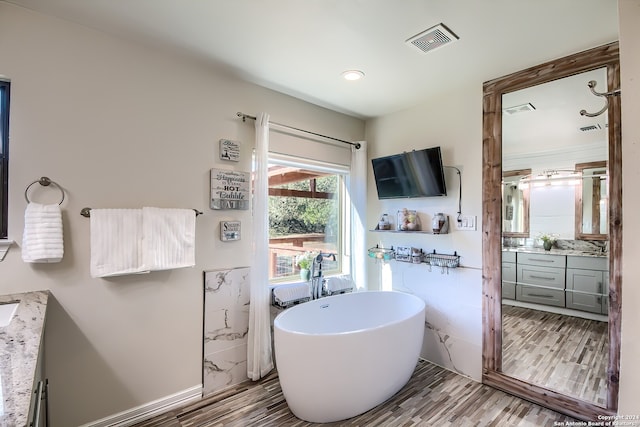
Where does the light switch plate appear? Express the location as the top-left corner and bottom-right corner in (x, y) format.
(456, 215), (477, 231)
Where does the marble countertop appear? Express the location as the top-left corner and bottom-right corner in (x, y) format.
(502, 247), (607, 258)
(0, 291), (49, 426)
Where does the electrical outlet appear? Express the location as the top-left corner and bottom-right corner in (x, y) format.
(456, 215), (477, 231)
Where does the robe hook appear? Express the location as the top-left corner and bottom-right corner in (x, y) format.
(579, 80), (621, 118)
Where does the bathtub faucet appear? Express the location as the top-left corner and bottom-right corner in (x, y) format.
(310, 252), (336, 299)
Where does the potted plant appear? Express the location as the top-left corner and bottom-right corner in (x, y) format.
(296, 251), (317, 281)
(538, 233), (558, 251)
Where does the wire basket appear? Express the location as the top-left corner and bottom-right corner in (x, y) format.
(368, 245), (395, 261)
(424, 251), (460, 269)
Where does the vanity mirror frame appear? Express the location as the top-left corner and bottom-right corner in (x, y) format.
(482, 42), (621, 420)
(575, 160), (608, 240)
(502, 169), (531, 238)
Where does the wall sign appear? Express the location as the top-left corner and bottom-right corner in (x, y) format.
(220, 221), (241, 241)
(219, 139), (240, 162)
(210, 168), (250, 210)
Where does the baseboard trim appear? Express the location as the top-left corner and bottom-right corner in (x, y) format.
(81, 385), (202, 427)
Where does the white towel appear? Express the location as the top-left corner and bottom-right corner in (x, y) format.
(90, 209), (148, 278)
(325, 275), (354, 293)
(142, 207), (196, 271)
(272, 283), (311, 304)
(22, 203), (64, 263)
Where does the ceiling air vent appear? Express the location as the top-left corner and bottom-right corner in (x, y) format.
(406, 23), (459, 54)
(579, 124), (602, 132)
(503, 103), (536, 115)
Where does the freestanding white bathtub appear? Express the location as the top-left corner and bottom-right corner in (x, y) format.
(273, 290), (426, 423)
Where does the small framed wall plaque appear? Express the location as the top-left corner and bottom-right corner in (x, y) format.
(219, 139), (240, 162)
(210, 168), (250, 210)
(220, 221), (241, 241)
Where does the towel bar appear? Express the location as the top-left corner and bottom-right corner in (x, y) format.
(80, 207), (203, 217)
(24, 177), (65, 205)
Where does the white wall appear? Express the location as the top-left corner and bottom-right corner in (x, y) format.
(618, 0), (640, 415)
(0, 3), (364, 425)
(529, 185), (576, 239)
(365, 81), (484, 380)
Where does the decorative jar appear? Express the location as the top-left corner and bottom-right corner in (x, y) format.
(432, 213), (446, 234)
(397, 209), (420, 231)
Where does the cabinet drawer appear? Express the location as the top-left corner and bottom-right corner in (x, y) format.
(566, 268), (606, 294)
(502, 251), (516, 263)
(502, 282), (516, 300)
(517, 252), (566, 268)
(566, 290), (604, 314)
(502, 262), (516, 283)
(517, 264), (565, 289)
(516, 285), (565, 307)
(567, 255), (608, 271)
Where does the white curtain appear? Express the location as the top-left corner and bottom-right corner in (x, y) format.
(247, 112), (274, 380)
(349, 140), (368, 291)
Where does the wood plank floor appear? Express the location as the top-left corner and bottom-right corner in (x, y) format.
(502, 305), (608, 406)
(133, 360), (577, 426)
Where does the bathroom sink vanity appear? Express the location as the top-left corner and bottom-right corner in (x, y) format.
(0, 291), (49, 426)
(502, 249), (608, 316)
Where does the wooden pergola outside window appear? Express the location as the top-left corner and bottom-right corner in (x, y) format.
(267, 165), (339, 280)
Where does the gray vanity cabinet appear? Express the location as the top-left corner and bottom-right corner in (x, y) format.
(515, 253), (566, 307)
(566, 256), (609, 314)
(502, 251), (608, 315)
(502, 251), (516, 300)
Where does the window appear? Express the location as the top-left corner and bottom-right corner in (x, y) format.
(0, 80), (9, 239)
(268, 156), (347, 282)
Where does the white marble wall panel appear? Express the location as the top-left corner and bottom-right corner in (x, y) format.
(390, 262), (482, 381)
(202, 344), (248, 396)
(203, 267), (250, 397)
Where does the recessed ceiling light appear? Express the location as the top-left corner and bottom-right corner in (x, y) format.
(342, 70), (365, 81)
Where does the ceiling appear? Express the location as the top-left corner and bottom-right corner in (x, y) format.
(3, 0), (619, 119)
(503, 67), (610, 156)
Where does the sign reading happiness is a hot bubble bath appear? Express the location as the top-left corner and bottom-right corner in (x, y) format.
(210, 168), (250, 210)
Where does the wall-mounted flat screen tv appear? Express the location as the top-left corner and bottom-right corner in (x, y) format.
(371, 147), (447, 199)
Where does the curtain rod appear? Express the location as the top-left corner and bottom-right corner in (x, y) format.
(236, 112), (361, 150)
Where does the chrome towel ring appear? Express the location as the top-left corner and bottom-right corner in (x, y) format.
(24, 177), (65, 205)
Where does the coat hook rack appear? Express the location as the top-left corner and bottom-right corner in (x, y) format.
(579, 80), (621, 118)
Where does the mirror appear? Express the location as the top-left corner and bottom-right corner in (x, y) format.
(502, 66), (609, 243)
(482, 42), (622, 421)
(502, 169), (530, 238)
(501, 67), (610, 405)
(576, 161), (608, 240)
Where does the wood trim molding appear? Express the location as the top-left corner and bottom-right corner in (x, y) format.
(502, 169), (531, 238)
(575, 161), (608, 241)
(482, 41), (621, 419)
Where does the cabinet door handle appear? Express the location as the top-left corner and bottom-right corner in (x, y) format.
(528, 258), (556, 263)
(529, 275), (556, 281)
(31, 380), (43, 427)
(598, 282), (603, 294)
(529, 293), (555, 299)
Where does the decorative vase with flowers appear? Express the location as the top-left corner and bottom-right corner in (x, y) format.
(296, 251), (318, 281)
(538, 233), (558, 251)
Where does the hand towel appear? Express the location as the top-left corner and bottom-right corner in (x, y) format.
(90, 209), (148, 277)
(325, 275), (354, 294)
(142, 207), (196, 271)
(22, 202), (64, 263)
(272, 283), (311, 305)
